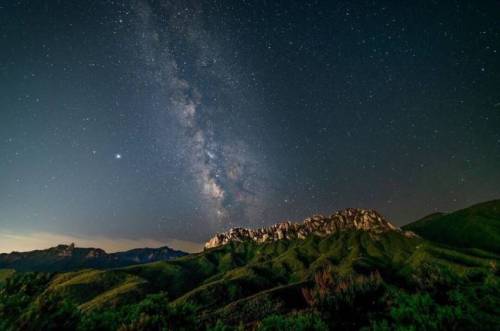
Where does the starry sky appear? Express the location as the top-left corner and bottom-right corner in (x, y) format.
(1, 0), (499, 252)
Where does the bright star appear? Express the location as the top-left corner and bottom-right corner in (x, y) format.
(115, 153), (122, 159)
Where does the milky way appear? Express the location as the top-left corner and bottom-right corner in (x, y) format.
(133, 0), (268, 228)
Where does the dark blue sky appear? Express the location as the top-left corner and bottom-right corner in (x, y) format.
(0, 0), (499, 251)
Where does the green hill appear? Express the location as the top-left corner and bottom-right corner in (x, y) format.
(403, 200), (500, 253)
(1, 229), (499, 330)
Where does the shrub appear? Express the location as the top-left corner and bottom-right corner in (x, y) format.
(257, 313), (328, 331)
(117, 293), (197, 331)
(18, 293), (81, 331)
(302, 269), (386, 329)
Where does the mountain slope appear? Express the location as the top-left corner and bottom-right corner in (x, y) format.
(403, 200), (500, 253)
(16, 229), (498, 315)
(2, 228), (498, 330)
(1, 207), (499, 330)
(0, 244), (187, 272)
(0, 269), (14, 284)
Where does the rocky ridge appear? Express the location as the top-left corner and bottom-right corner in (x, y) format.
(205, 208), (416, 249)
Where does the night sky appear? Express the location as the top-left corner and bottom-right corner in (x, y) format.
(1, 0), (499, 252)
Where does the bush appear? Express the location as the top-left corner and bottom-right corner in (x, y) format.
(302, 269), (386, 329)
(257, 313), (328, 331)
(18, 293), (81, 331)
(117, 293), (197, 331)
(368, 289), (490, 331)
(0, 272), (58, 330)
(207, 320), (230, 331)
(411, 263), (460, 296)
(78, 309), (122, 331)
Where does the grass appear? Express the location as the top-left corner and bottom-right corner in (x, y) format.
(45, 269), (147, 307)
(403, 199), (500, 253)
(0, 269), (15, 284)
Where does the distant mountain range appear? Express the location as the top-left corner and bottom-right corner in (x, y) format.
(0, 243), (187, 272)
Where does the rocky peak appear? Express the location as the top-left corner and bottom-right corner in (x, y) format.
(85, 248), (106, 259)
(205, 208), (416, 249)
(55, 243), (76, 257)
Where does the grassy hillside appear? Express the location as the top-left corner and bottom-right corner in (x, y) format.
(1, 229), (499, 330)
(0, 269), (15, 284)
(42, 231), (422, 311)
(403, 200), (500, 253)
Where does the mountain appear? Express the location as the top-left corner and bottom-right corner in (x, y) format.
(205, 208), (415, 249)
(403, 199), (500, 253)
(1, 206), (499, 330)
(0, 243), (187, 272)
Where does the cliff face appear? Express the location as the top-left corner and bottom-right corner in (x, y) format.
(205, 208), (416, 249)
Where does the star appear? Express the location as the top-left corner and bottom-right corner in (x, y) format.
(0, 0), (498, 249)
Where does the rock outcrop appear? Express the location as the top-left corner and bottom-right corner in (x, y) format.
(205, 208), (416, 249)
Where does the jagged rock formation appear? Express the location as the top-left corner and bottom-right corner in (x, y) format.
(205, 208), (416, 249)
